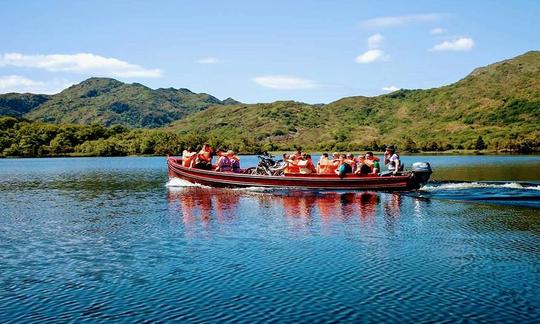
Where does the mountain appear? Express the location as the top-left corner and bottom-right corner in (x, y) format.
(1, 78), (239, 128)
(169, 51), (540, 151)
(1, 51), (538, 152)
(0, 93), (50, 117)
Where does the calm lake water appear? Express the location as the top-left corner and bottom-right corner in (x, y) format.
(1, 155), (539, 322)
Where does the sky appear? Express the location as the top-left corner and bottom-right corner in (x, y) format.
(0, 0), (538, 103)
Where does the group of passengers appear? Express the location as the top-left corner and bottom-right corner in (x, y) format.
(278, 146), (402, 177)
(181, 143), (242, 173)
(181, 143), (401, 177)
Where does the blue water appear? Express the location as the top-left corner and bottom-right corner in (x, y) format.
(0, 156), (539, 322)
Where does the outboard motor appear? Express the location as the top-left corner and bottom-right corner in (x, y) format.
(411, 162), (432, 185)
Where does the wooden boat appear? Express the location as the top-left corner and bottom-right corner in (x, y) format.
(167, 156), (432, 191)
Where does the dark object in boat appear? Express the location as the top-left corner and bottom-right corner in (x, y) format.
(167, 156), (432, 190)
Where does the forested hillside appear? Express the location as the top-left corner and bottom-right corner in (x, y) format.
(1, 78), (238, 128)
(1, 51), (539, 156)
(170, 51), (540, 152)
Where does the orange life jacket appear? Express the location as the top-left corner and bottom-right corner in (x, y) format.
(285, 159), (300, 173)
(318, 158), (336, 174)
(182, 155), (195, 167)
(298, 159), (316, 174)
(198, 148), (212, 163)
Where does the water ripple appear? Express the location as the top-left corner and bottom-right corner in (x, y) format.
(1, 158), (539, 322)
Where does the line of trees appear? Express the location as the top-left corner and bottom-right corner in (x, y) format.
(1, 117), (538, 158)
(0, 117), (266, 157)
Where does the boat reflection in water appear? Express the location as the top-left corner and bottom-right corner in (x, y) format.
(167, 187), (418, 235)
(167, 187), (241, 225)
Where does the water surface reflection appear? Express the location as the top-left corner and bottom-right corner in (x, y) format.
(167, 188), (410, 236)
(1, 157), (539, 322)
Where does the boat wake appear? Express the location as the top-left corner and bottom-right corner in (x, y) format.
(231, 187), (281, 192)
(415, 181), (540, 208)
(421, 181), (540, 191)
(165, 178), (211, 188)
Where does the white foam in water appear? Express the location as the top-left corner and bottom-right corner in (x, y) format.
(232, 186), (276, 192)
(422, 182), (540, 191)
(165, 178), (210, 188)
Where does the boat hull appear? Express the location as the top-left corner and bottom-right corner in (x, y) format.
(167, 157), (428, 191)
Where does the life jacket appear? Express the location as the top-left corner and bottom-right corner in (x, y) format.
(230, 156), (241, 172)
(318, 158), (335, 174)
(326, 162), (338, 174)
(366, 157), (381, 170)
(285, 159), (300, 173)
(217, 155), (232, 171)
(198, 148), (212, 163)
(298, 160), (315, 174)
(182, 151), (196, 167)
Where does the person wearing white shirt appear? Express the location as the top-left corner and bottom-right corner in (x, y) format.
(384, 146), (401, 175)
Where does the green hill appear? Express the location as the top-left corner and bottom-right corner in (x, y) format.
(169, 51), (540, 152)
(0, 93), (50, 117)
(1, 51), (539, 154)
(1, 78), (237, 128)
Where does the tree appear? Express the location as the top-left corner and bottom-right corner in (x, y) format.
(403, 138), (419, 153)
(475, 136), (486, 150)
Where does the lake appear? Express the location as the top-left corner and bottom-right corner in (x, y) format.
(1, 155), (539, 322)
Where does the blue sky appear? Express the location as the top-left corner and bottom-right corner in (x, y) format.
(0, 0), (538, 103)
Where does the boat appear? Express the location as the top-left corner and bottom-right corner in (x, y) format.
(167, 156), (432, 191)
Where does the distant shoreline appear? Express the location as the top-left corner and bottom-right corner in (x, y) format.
(2, 150), (539, 159)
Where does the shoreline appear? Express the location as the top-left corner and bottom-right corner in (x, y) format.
(2, 150), (540, 159)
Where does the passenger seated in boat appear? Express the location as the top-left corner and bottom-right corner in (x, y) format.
(298, 154), (317, 174)
(331, 152), (341, 169)
(227, 150), (241, 173)
(276, 154), (288, 173)
(291, 148), (302, 162)
(215, 149), (232, 172)
(335, 154), (353, 178)
(194, 143), (213, 170)
(275, 153), (290, 173)
(346, 154), (357, 173)
(317, 153), (334, 174)
(356, 151), (380, 175)
(286, 153), (300, 173)
(382, 146), (402, 176)
(182, 146), (197, 168)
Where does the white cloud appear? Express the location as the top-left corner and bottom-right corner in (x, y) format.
(0, 75), (73, 94)
(382, 85), (400, 92)
(0, 53), (161, 78)
(429, 37), (475, 51)
(253, 75), (317, 90)
(196, 57), (220, 64)
(355, 49), (388, 64)
(430, 27), (446, 35)
(361, 13), (445, 28)
(367, 33), (384, 49)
